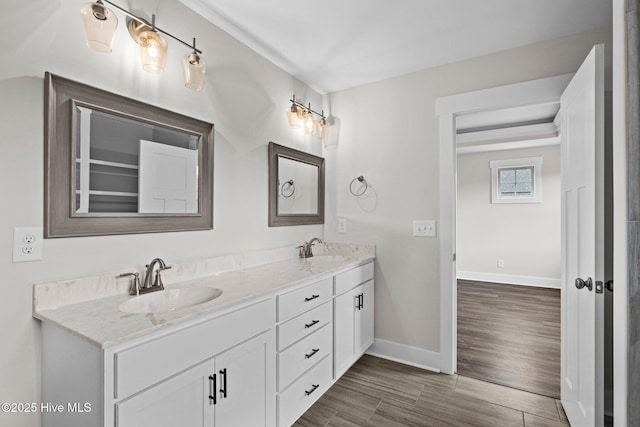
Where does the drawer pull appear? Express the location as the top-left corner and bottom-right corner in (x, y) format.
(208, 374), (216, 405)
(305, 348), (320, 359)
(304, 319), (320, 329)
(304, 294), (320, 302)
(305, 384), (320, 396)
(219, 368), (228, 399)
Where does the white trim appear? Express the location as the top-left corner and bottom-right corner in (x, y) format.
(436, 74), (574, 115)
(612, 0), (628, 424)
(457, 135), (559, 154)
(456, 122), (558, 145)
(439, 113), (456, 375)
(456, 271), (560, 289)
(366, 339), (441, 373)
(437, 74), (571, 375)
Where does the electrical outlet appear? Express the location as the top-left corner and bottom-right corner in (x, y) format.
(338, 218), (347, 234)
(497, 259), (505, 268)
(13, 227), (43, 262)
(413, 220), (437, 237)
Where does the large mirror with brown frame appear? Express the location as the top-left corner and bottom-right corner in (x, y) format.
(268, 142), (325, 226)
(44, 72), (214, 237)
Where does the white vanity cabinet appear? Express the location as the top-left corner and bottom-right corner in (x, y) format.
(333, 262), (375, 379)
(41, 298), (276, 427)
(117, 330), (272, 427)
(276, 277), (334, 427)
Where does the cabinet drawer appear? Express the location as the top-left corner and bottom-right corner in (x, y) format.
(277, 277), (332, 321)
(278, 355), (332, 427)
(334, 262), (374, 296)
(278, 324), (332, 390)
(114, 298), (274, 399)
(278, 301), (332, 351)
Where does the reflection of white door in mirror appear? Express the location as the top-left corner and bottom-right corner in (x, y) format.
(138, 140), (198, 213)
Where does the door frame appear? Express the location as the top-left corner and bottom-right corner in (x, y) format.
(435, 73), (573, 375)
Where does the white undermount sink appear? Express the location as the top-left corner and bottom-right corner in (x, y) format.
(119, 287), (223, 314)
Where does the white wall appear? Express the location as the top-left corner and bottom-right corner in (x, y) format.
(0, 1), (323, 426)
(324, 28), (611, 364)
(456, 146), (561, 286)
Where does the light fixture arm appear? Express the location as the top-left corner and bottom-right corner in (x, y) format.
(289, 95), (326, 120)
(99, 0), (203, 54)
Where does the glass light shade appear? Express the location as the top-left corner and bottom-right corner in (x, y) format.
(183, 52), (206, 90)
(138, 30), (167, 74)
(304, 111), (316, 134)
(319, 118), (330, 141)
(286, 105), (302, 128)
(80, 2), (118, 53)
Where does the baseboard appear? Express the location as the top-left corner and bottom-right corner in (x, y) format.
(456, 271), (560, 289)
(366, 338), (441, 373)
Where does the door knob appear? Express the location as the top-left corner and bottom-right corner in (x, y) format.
(575, 277), (593, 291)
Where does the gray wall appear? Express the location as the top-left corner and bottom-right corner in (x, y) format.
(324, 27), (610, 357)
(456, 146), (561, 283)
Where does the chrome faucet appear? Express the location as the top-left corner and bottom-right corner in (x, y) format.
(299, 237), (323, 258)
(142, 258), (172, 292)
(117, 258), (172, 296)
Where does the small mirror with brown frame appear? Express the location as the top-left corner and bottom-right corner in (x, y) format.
(268, 142), (325, 226)
(44, 72), (214, 237)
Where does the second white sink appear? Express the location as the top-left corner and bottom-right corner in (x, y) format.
(119, 287), (223, 314)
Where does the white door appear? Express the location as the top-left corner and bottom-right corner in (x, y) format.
(138, 139), (198, 213)
(560, 44), (604, 427)
(355, 280), (375, 355)
(213, 331), (275, 427)
(116, 359), (214, 427)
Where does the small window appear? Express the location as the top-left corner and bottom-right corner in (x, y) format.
(490, 157), (543, 203)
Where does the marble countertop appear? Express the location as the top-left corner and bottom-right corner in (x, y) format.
(33, 243), (375, 349)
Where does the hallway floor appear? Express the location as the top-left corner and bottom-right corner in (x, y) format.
(457, 279), (561, 399)
(294, 355), (569, 426)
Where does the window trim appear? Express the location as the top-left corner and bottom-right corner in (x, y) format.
(489, 156), (543, 204)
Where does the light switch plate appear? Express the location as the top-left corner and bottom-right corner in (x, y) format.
(413, 220), (436, 237)
(338, 218), (347, 234)
(13, 227), (43, 262)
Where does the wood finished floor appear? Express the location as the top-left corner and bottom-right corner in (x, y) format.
(294, 355), (569, 427)
(457, 280), (561, 399)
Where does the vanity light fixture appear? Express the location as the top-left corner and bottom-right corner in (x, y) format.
(183, 38), (206, 91)
(287, 95), (330, 141)
(80, 1), (118, 52)
(79, 0), (206, 90)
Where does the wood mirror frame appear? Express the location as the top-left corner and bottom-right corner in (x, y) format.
(268, 142), (325, 227)
(44, 72), (214, 237)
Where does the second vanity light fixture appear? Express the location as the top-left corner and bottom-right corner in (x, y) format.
(79, 0), (206, 90)
(287, 95), (330, 141)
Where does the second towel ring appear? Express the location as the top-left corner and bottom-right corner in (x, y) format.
(280, 179), (295, 198)
(349, 176), (368, 197)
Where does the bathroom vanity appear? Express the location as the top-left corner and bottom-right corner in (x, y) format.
(33, 243), (375, 427)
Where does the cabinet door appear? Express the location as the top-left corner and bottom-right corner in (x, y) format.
(355, 280), (374, 355)
(334, 287), (358, 378)
(214, 330), (275, 427)
(116, 360), (214, 427)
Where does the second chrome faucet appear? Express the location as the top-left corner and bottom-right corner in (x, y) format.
(299, 237), (323, 258)
(119, 258), (172, 295)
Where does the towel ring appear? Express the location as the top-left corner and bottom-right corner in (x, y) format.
(349, 176), (368, 197)
(280, 179), (295, 198)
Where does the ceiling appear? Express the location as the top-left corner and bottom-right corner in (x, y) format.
(178, 0), (611, 94)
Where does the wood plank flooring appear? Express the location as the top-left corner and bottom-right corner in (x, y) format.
(457, 280), (561, 399)
(294, 355), (569, 426)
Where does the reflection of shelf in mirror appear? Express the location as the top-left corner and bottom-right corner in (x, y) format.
(76, 158), (139, 170)
(75, 190), (138, 197)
